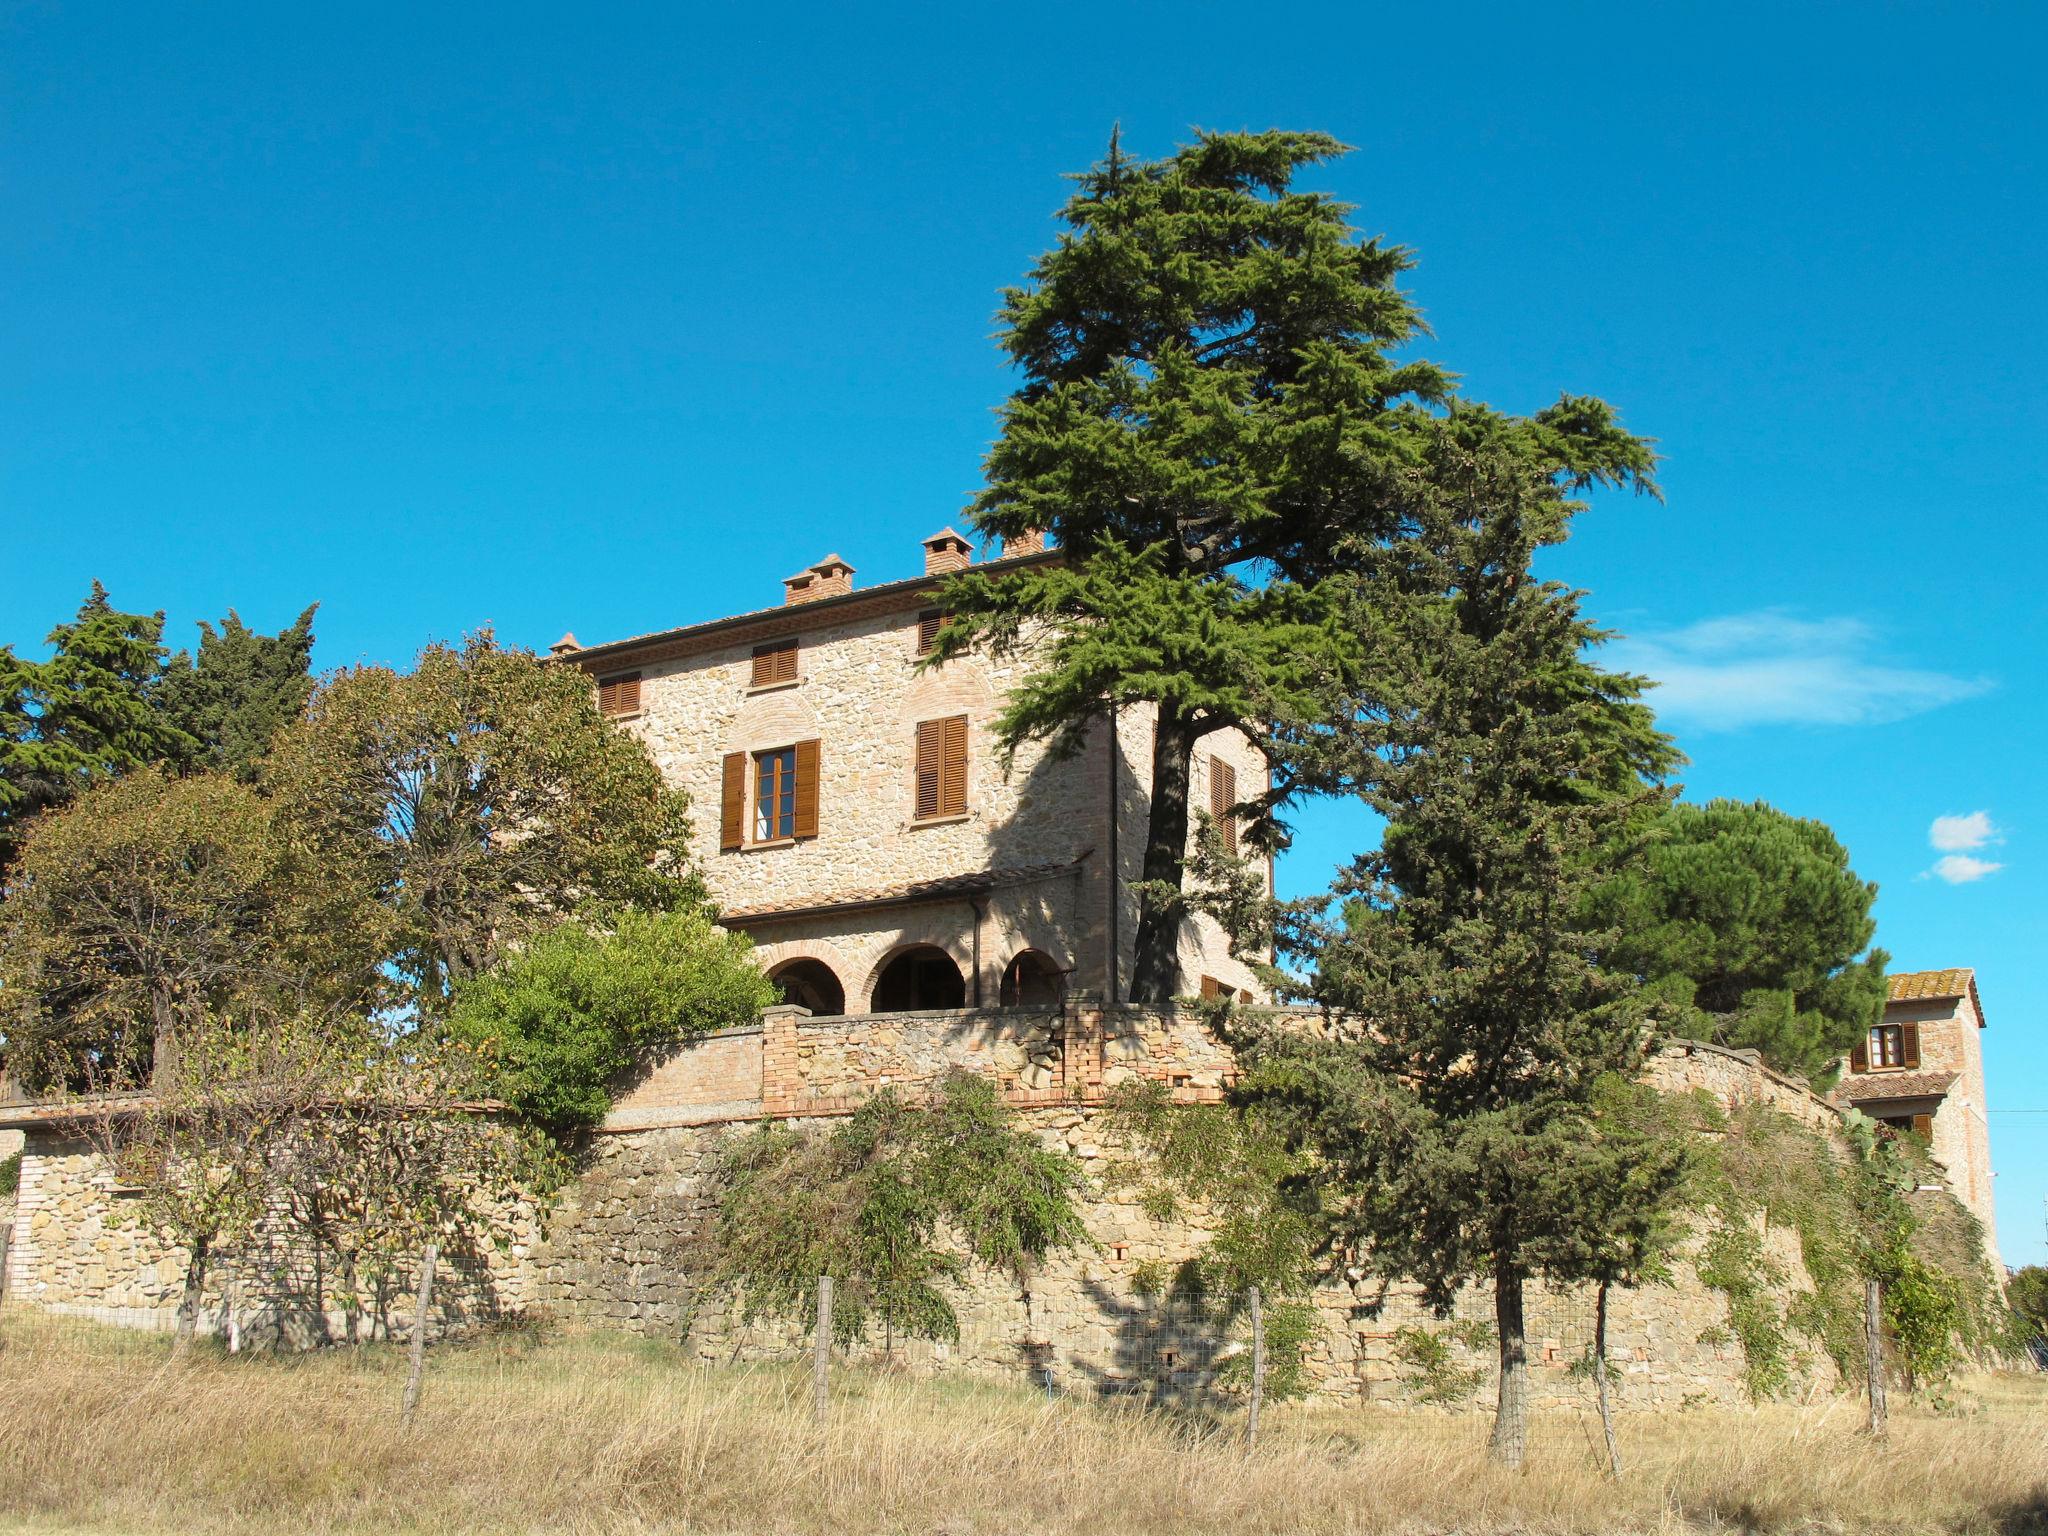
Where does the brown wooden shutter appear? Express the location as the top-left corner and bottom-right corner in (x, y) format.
(598, 672), (642, 716)
(1199, 975), (1223, 1000)
(1209, 756), (1239, 855)
(918, 610), (944, 655)
(792, 738), (820, 839)
(914, 720), (943, 820)
(751, 638), (798, 687)
(1911, 1113), (1934, 1140)
(1850, 1034), (1869, 1073)
(1901, 1021), (1921, 1069)
(940, 714), (968, 816)
(720, 752), (746, 850)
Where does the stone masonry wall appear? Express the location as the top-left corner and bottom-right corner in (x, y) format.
(2, 1006), (1856, 1412)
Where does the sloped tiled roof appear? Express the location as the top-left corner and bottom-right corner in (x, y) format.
(1886, 968), (1986, 1027)
(719, 856), (1087, 923)
(1833, 1069), (1959, 1107)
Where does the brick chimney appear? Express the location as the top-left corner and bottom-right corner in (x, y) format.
(1005, 528), (1049, 557)
(548, 632), (582, 656)
(784, 553), (855, 605)
(921, 527), (974, 576)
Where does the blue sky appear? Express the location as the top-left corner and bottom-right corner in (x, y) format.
(5, 3), (2042, 1265)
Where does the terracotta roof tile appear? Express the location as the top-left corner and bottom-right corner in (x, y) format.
(1832, 1069), (1959, 1106)
(1888, 968), (1974, 1002)
(720, 856), (1086, 923)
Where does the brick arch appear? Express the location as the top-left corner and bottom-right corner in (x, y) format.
(859, 933), (975, 1013)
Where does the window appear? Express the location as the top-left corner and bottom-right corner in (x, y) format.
(721, 740), (820, 849)
(917, 609), (945, 656)
(756, 747), (797, 841)
(1209, 755), (1239, 856)
(597, 672), (642, 717)
(751, 637), (798, 687)
(1870, 1024), (1906, 1068)
(913, 715), (968, 820)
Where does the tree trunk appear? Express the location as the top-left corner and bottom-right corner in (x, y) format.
(1593, 1277), (1620, 1478)
(149, 983), (178, 1086)
(1487, 1268), (1528, 1469)
(1128, 704), (1197, 1007)
(173, 1232), (210, 1360)
(400, 1241), (439, 1425)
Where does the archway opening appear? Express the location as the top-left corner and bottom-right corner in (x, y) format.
(1000, 949), (1065, 1007)
(871, 945), (967, 1013)
(771, 958), (845, 1017)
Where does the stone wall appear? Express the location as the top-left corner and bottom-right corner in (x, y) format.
(0, 1009), (1856, 1410)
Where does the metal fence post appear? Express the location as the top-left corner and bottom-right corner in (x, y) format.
(1865, 1277), (1887, 1437)
(814, 1275), (834, 1425)
(1247, 1284), (1265, 1445)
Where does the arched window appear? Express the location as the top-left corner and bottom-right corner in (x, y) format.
(770, 958), (845, 1017)
(871, 945), (967, 1013)
(999, 950), (1065, 1007)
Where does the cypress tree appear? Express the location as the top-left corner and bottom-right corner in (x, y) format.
(939, 129), (1655, 1004)
(0, 583), (195, 869)
(1232, 432), (1687, 1467)
(160, 603), (319, 778)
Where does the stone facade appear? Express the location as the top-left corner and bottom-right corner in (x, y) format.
(1832, 968), (1999, 1265)
(0, 1007), (1860, 1412)
(556, 535), (1271, 1010)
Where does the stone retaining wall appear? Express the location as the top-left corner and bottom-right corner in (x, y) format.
(0, 1008), (1855, 1409)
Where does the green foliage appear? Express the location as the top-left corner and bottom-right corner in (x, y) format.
(703, 1072), (1088, 1347)
(263, 631), (702, 1019)
(1392, 1323), (1491, 1406)
(0, 1150), (19, 1198)
(940, 129), (1655, 1004)
(2008, 1266), (2048, 1348)
(445, 907), (774, 1138)
(159, 605), (318, 780)
(0, 583), (197, 869)
(0, 770), (294, 1091)
(1680, 1100), (2005, 1400)
(1592, 799), (1888, 1081)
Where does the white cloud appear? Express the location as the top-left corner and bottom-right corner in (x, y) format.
(1929, 854), (2003, 884)
(1605, 611), (1991, 731)
(1929, 811), (1999, 852)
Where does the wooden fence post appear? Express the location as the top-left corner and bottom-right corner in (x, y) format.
(1247, 1285), (1265, 1446)
(813, 1275), (833, 1425)
(1865, 1277), (1887, 1437)
(401, 1241), (440, 1426)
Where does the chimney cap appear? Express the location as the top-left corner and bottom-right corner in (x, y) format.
(921, 526), (973, 551)
(809, 552), (855, 575)
(549, 632), (582, 655)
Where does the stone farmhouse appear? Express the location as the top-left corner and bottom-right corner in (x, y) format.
(547, 528), (1271, 1016)
(1833, 968), (1999, 1261)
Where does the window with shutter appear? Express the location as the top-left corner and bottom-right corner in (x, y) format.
(1910, 1112), (1935, 1140)
(918, 610), (945, 656)
(913, 715), (969, 820)
(1870, 1024), (1906, 1069)
(1901, 1021), (1921, 1070)
(1209, 756), (1239, 855)
(597, 672), (643, 717)
(751, 637), (799, 687)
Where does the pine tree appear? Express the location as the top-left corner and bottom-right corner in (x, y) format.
(1232, 433), (1687, 1467)
(160, 603), (318, 778)
(1590, 799), (1888, 1082)
(0, 583), (196, 869)
(939, 129), (1655, 1004)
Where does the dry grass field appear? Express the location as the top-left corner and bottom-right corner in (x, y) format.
(0, 1315), (2041, 1536)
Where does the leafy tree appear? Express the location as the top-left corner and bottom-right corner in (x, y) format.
(937, 129), (1656, 1004)
(160, 604), (318, 779)
(2007, 1266), (2048, 1352)
(262, 632), (700, 1020)
(703, 1071), (1088, 1348)
(446, 907), (774, 1137)
(1231, 436), (1686, 1467)
(0, 771), (290, 1091)
(1591, 799), (1887, 1082)
(0, 583), (196, 868)
(68, 1011), (330, 1354)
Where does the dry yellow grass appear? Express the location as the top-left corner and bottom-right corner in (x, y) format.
(0, 1315), (2041, 1535)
